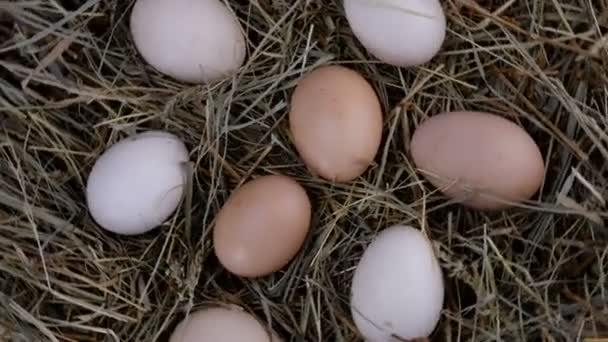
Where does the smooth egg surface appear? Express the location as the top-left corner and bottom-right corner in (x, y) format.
(289, 65), (383, 182)
(410, 111), (545, 209)
(86, 131), (189, 235)
(170, 307), (281, 342)
(130, 0), (246, 83)
(213, 175), (311, 277)
(344, 0), (446, 67)
(350, 225), (444, 341)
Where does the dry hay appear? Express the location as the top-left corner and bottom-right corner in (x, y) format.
(0, 0), (607, 341)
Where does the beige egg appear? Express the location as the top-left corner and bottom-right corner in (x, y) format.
(170, 306), (282, 342)
(289, 65), (383, 182)
(410, 111), (545, 209)
(213, 175), (311, 277)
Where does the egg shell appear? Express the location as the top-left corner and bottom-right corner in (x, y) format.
(410, 111), (545, 209)
(350, 225), (444, 341)
(289, 65), (383, 182)
(170, 306), (282, 342)
(86, 131), (189, 235)
(344, 0), (446, 67)
(130, 0), (246, 83)
(213, 175), (311, 277)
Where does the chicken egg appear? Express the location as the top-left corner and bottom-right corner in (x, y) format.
(350, 225), (444, 341)
(410, 111), (545, 209)
(86, 131), (189, 235)
(213, 175), (311, 277)
(170, 306), (282, 342)
(344, 0), (446, 67)
(130, 0), (246, 83)
(289, 65), (383, 182)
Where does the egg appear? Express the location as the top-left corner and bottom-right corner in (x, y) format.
(130, 0), (246, 83)
(344, 0), (446, 67)
(350, 225), (444, 341)
(213, 175), (311, 277)
(86, 131), (189, 235)
(289, 65), (383, 182)
(170, 306), (282, 342)
(410, 111), (545, 209)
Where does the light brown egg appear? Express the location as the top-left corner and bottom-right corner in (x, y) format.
(410, 111), (545, 209)
(213, 175), (311, 277)
(169, 306), (282, 342)
(289, 65), (383, 182)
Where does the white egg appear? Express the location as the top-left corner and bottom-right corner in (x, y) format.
(86, 131), (189, 235)
(350, 225), (444, 341)
(130, 0), (246, 83)
(170, 307), (282, 342)
(344, 0), (446, 67)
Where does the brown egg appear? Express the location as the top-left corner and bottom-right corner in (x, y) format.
(170, 306), (282, 342)
(410, 111), (545, 209)
(289, 65), (383, 182)
(213, 175), (311, 277)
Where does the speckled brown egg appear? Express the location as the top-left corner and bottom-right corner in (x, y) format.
(289, 65), (383, 182)
(410, 111), (545, 209)
(213, 175), (311, 277)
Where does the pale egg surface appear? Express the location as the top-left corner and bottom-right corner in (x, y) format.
(350, 225), (444, 341)
(410, 111), (545, 209)
(170, 307), (282, 342)
(86, 131), (189, 235)
(344, 0), (446, 67)
(130, 0), (246, 83)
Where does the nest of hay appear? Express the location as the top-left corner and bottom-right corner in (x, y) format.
(0, 0), (607, 341)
